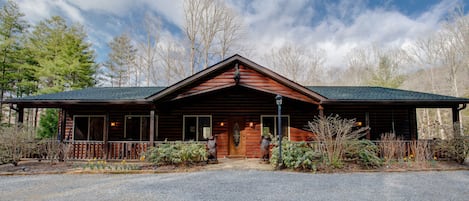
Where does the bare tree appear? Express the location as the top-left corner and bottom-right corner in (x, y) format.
(408, 36), (448, 138)
(215, 5), (244, 60)
(183, 0), (202, 75)
(137, 12), (161, 86)
(264, 43), (325, 85)
(183, 0), (245, 73)
(157, 40), (188, 86)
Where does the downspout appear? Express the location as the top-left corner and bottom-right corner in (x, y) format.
(457, 104), (467, 135)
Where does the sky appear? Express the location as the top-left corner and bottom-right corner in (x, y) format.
(10, 0), (469, 69)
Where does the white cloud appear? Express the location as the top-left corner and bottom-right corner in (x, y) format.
(66, 0), (136, 15)
(16, 0), (54, 23)
(14, 0), (465, 70)
(234, 0), (456, 68)
(143, 0), (184, 28)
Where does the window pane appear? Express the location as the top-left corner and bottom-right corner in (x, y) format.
(74, 117), (88, 140)
(198, 117), (211, 140)
(89, 117), (104, 141)
(141, 117), (150, 141)
(262, 117), (275, 138)
(184, 117), (197, 141)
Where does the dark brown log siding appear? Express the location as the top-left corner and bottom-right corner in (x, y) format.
(324, 106), (416, 140)
(157, 86), (318, 158)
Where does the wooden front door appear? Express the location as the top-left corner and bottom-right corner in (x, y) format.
(228, 117), (246, 157)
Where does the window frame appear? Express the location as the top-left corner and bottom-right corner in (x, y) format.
(182, 115), (212, 141)
(260, 115), (290, 140)
(72, 115), (106, 141)
(124, 115), (157, 141)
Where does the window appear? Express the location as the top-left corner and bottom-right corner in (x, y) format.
(183, 115), (212, 141)
(261, 115), (290, 140)
(73, 115), (105, 141)
(124, 115), (154, 141)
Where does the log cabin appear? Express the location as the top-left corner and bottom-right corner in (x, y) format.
(6, 55), (469, 160)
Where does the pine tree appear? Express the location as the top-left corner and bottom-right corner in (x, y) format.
(105, 33), (136, 87)
(367, 56), (405, 88)
(0, 0), (28, 123)
(37, 109), (58, 139)
(27, 16), (96, 94)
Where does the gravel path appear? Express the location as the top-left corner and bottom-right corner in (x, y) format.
(0, 170), (468, 201)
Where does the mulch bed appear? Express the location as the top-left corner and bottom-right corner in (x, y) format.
(1, 159), (468, 175)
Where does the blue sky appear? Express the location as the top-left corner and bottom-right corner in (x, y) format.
(11, 0), (469, 68)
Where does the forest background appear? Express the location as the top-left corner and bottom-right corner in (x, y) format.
(0, 0), (468, 139)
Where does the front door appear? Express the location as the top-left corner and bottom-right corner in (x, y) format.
(228, 117), (246, 157)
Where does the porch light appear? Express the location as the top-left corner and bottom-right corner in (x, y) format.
(275, 94), (283, 169)
(355, 121), (363, 127)
(249, 122), (254, 128)
(110, 122), (117, 127)
(220, 122), (225, 127)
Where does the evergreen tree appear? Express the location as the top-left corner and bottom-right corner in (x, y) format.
(0, 0), (28, 123)
(37, 109), (58, 139)
(27, 16), (96, 93)
(367, 56), (405, 88)
(105, 32), (136, 87)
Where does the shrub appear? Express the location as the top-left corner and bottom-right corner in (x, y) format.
(378, 133), (406, 163)
(435, 124), (469, 164)
(145, 141), (208, 166)
(307, 114), (368, 168)
(0, 126), (36, 166)
(270, 141), (322, 170)
(345, 140), (383, 168)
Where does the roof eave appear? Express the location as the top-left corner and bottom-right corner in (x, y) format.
(147, 54), (327, 104)
(321, 99), (469, 107)
(7, 99), (152, 108)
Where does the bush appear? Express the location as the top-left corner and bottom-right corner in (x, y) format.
(434, 124), (469, 164)
(270, 141), (322, 171)
(145, 141), (208, 166)
(0, 126), (36, 165)
(345, 140), (383, 168)
(307, 114), (368, 168)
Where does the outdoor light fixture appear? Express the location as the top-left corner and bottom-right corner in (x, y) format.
(275, 94), (283, 169)
(110, 122), (117, 127)
(249, 122), (254, 128)
(220, 122), (225, 127)
(355, 121), (363, 127)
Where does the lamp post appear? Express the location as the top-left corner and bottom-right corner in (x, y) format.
(275, 94), (283, 169)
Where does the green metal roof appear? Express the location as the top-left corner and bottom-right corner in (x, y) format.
(307, 86), (469, 102)
(8, 86), (469, 104)
(15, 87), (166, 101)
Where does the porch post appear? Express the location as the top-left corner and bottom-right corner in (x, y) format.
(56, 109), (67, 161)
(149, 110), (155, 147)
(103, 112), (109, 160)
(409, 108), (417, 140)
(318, 105), (324, 117)
(452, 107), (459, 123)
(59, 109), (66, 142)
(17, 106), (24, 125)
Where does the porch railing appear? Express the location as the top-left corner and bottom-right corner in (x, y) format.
(62, 141), (207, 161)
(63, 141), (150, 161)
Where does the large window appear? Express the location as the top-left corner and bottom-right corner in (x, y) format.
(124, 115), (153, 141)
(261, 115), (290, 140)
(183, 115), (212, 141)
(73, 115), (105, 141)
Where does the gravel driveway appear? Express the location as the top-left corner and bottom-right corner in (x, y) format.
(0, 170), (468, 201)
